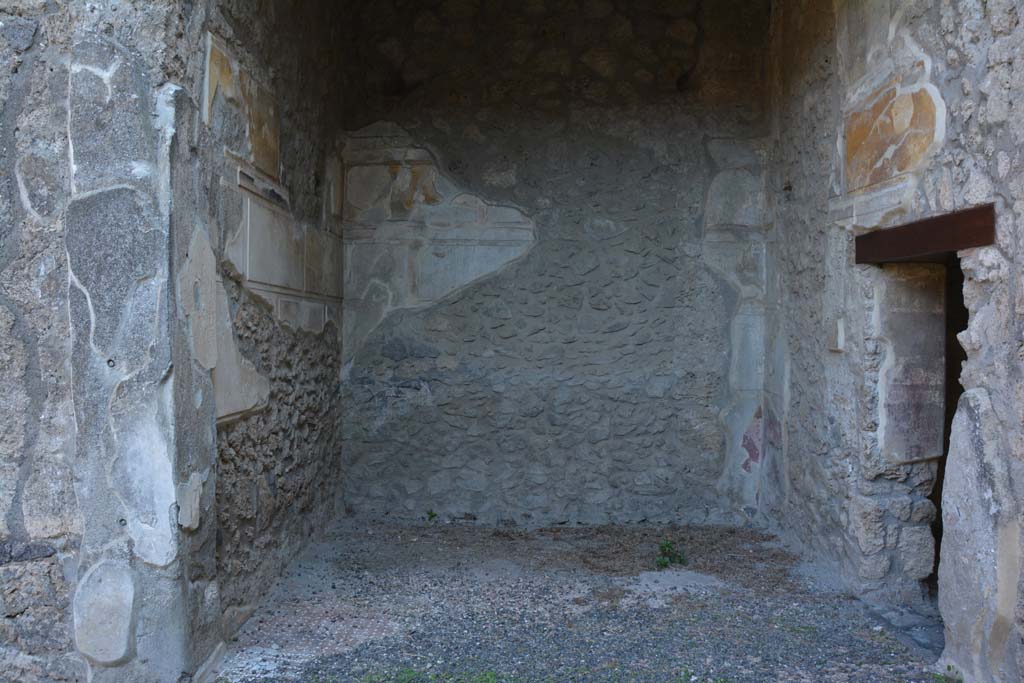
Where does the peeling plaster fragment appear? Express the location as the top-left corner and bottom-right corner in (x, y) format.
(212, 281), (270, 423)
(73, 560), (135, 665)
(739, 407), (763, 473)
(341, 125), (536, 362)
(203, 35), (240, 123)
(704, 168), (769, 229)
(844, 79), (945, 193)
(178, 228), (218, 370)
(176, 470), (207, 531)
(110, 397), (177, 568)
(202, 35), (280, 178)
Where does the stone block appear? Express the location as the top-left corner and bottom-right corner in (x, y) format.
(21, 451), (78, 539)
(857, 552), (891, 581)
(73, 561), (135, 665)
(898, 525), (935, 580)
(69, 39), (156, 195)
(850, 495), (886, 555)
(65, 188), (163, 362)
(110, 407), (177, 567)
(15, 149), (62, 219)
(939, 389), (1022, 682)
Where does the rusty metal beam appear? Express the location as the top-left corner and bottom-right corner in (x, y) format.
(855, 203), (996, 264)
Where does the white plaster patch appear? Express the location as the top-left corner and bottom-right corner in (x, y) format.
(176, 470), (208, 531)
(111, 409), (177, 567)
(73, 560), (135, 665)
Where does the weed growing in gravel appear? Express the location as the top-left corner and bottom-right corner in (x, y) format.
(656, 539), (687, 569)
(427, 509), (438, 522)
(931, 664), (963, 682)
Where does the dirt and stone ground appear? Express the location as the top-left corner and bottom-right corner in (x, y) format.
(213, 522), (945, 683)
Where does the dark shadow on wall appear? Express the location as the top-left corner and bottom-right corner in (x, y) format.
(336, 0), (775, 526)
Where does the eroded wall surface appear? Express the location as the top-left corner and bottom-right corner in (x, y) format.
(1, 5), (82, 682)
(1, 2), (192, 682)
(178, 0), (349, 665)
(2, 1), (350, 681)
(339, 0), (774, 525)
(768, 1), (1024, 679)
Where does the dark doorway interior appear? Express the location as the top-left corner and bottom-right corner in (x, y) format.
(928, 255), (968, 591)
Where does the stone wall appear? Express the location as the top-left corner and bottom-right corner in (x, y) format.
(339, 0), (774, 525)
(1, 2), (195, 681)
(177, 0), (350, 665)
(341, 123), (537, 363)
(1, 7), (83, 681)
(2, 2), (1023, 681)
(1, 1), (349, 680)
(767, 1), (1024, 679)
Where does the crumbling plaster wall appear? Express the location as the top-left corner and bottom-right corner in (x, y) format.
(339, 0), (776, 525)
(768, 1), (1024, 679)
(1, 5), (84, 681)
(1, 1), (350, 681)
(1, 2), (197, 682)
(175, 0), (349, 667)
(0, 1), (196, 681)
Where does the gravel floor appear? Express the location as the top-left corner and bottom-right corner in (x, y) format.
(213, 521), (944, 683)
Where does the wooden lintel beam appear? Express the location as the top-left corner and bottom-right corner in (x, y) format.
(855, 203), (995, 265)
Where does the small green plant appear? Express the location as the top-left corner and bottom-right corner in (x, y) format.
(931, 664), (963, 682)
(656, 539), (687, 569)
(427, 509), (437, 522)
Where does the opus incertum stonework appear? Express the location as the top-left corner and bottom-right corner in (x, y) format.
(1, 1), (1022, 681)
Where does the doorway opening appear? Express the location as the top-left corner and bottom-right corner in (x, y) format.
(928, 254), (968, 594)
(855, 204), (994, 595)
